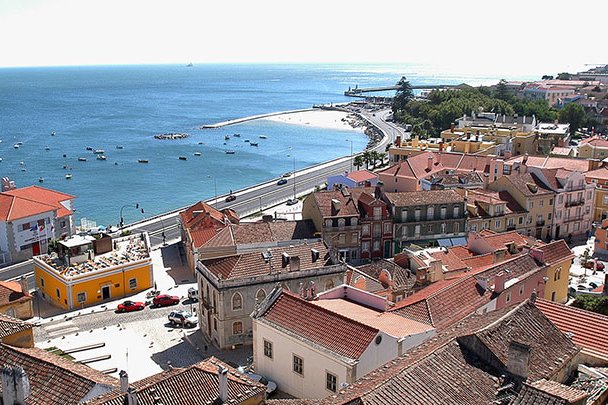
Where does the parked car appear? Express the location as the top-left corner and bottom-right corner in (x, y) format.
(117, 300), (145, 313)
(583, 260), (605, 271)
(282, 172), (292, 177)
(277, 178), (288, 186)
(188, 287), (198, 301)
(286, 198), (298, 206)
(168, 310), (198, 328)
(225, 194), (236, 202)
(244, 372), (277, 396)
(152, 294), (180, 308)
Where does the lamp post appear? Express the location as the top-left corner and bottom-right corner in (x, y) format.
(158, 217), (167, 246)
(207, 175), (217, 207)
(119, 203), (144, 229)
(346, 139), (353, 172)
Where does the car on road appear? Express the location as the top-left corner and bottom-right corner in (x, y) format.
(225, 194), (236, 202)
(168, 310), (198, 328)
(152, 294), (180, 308)
(117, 300), (145, 313)
(188, 287), (198, 301)
(282, 172), (292, 177)
(583, 260), (605, 271)
(286, 198), (298, 206)
(243, 373), (277, 396)
(277, 178), (288, 186)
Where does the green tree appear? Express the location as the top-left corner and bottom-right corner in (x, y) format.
(556, 72), (572, 80)
(376, 152), (387, 167)
(369, 151), (380, 169)
(559, 103), (586, 135)
(392, 76), (414, 113)
(362, 151), (373, 169)
(495, 79), (510, 102)
(353, 155), (364, 170)
(572, 295), (608, 316)
(541, 75), (554, 80)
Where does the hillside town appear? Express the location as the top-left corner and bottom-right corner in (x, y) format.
(3, 65), (608, 404)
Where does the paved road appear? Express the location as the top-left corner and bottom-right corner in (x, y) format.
(0, 106), (408, 285)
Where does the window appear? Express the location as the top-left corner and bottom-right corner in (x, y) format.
(440, 207), (447, 219)
(453, 206), (460, 218)
(508, 218), (514, 227)
(588, 191), (593, 200)
(40, 278), (45, 287)
(549, 198), (553, 206)
(362, 224), (370, 236)
(414, 225), (421, 236)
(213, 317), (218, 331)
(373, 207), (382, 220)
(528, 201), (534, 210)
(519, 285), (524, 296)
(428, 224), (433, 233)
(554, 267), (561, 281)
(351, 232), (358, 243)
(338, 234), (345, 244)
(232, 321), (243, 335)
(470, 224), (477, 232)
(128, 278), (137, 290)
(519, 217), (523, 225)
(506, 292), (511, 303)
(326, 372), (338, 393)
(338, 218), (345, 229)
(440, 223), (446, 234)
(21, 222), (31, 231)
(548, 213), (552, 220)
(427, 206), (434, 220)
(56, 288), (60, 299)
(401, 226), (408, 237)
(415, 209), (421, 221)
(351, 217), (357, 226)
(603, 195), (608, 206)
(540, 200), (544, 207)
(495, 220), (501, 229)
(362, 241), (370, 252)
(383, 222), (391, 234)
(77, 292), (86, 303)
(325, 219), (332, 228)
(373, 241), (380, 252)
(232, 293), (243, 311)
(373, 223), (381, 237)
(401, 209), (408, 222)
(551, 291), (557, 302)
(256, 289), (266, 303)
(454, 222), (459, 233)
(60, 221), (66, 228)
(293, 355), (303, 375)
(586, 206), (590, 214)
(264, 340), (273, 358)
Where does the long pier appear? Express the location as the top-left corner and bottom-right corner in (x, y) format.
(344, 84), (464, 97)
(201, 108), (313, 129)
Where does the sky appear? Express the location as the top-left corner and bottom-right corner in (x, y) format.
(0, 0), (606, 76)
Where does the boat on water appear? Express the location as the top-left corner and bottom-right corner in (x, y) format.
(78, 157), (87, 162)
(38, 177), (44, 183)
(20, 167), (26, 172)
(225, 150), (236, 155)
(224, 135), (230, 140)
(198, 142), (204, 145)
(116, 145), (124, 149)
(96, 155), (107, 160)
(259, 135), (268, 139)
(19, 161), (24, 166)
(186, 63), (193, 67)
(0, 158), (2, 162)
(86, 146), (93, 151)
(65, 173), (72, 179)
(13, 144), (19, 149)
(51, 132), (56, 136)
(194, 152), (202, 156)
(179, 156), (187, 161)
(250, 142), (259, 147)
(244, 139), (250, 143)
(45, 146), (50, 151)
(94, 149), (105, 154)
(138, 159), (149, 163)
(234, 133), (241, 137)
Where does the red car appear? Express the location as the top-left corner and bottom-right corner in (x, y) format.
(152, 294), (180, 308)
(584, 260), (605, 271)
(117, 300), (145, 313)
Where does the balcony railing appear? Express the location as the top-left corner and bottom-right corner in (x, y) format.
(506, 225), (516, 231)
(565, 199), (585, 208)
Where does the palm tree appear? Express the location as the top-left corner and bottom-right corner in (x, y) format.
(362, 151), (373, 169)
(377, 152), (387, 167)
(370, 151), (380, 169)
(354, 155), (364, 170)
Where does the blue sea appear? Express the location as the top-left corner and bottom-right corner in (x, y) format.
(0, 64), (534, 226)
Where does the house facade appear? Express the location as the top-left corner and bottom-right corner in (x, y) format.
(585, 167), (608, 222)
(356, 190), (393, 259)
(0, 185), (76, 266)
(196, 241), (346, 349)
(459, 188), (527, 234)
(578, 137), (608, 159)
(384, 190), (466, 252)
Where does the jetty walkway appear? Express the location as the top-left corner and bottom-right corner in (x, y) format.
(344, 83), (464, 97)
(201, 108), (313, 129)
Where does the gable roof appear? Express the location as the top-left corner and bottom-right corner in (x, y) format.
(499, 172), (554, 197)
(585, 166), (608, 180)
(506, 155), (592, 172)
(310, 189), (360, 218)
(0, 280), (31, 307)
(86, 357), (265, 405)
(513, 379), (589, 405)
(233, 220), (317, 245)
(0, 344), (117, 404)
(0, 313), (32, 339)
(533, 240), (574, 266)
(201, 241), (333, 281)
(354, 259), (415, 290)
(1, 186), (75, 220)
(347, 170), (377, 183)
(384, 190), (464, 207)
(256, 290), (379, 361)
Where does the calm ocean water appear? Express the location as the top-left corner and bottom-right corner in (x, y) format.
(0, 64), (533, 226)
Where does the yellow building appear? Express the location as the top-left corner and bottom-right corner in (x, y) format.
(33, 233), (153, 310)
(578, 137), (608, 159)
(530, 240), (574, 304)
(585, 166), (608, 222)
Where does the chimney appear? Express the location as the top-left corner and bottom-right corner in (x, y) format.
(218, 365), (228, 403)
(119, 370), (129, 392)
(289, 256), (301, 272)
(507, 341), (531, 379)
(494, 271), (507, 293)
(331, 199), (341, 214)
(308, 281), (316, 299)
(311, 248), (320, 263)
(2, 366), (30, 405)
(281, 252), (290, 268)
(126, 387), (139, 405)
(427, 156), (433, 171)
(450, 122), (455, 133)
(395, 135), (401, 147)
(439, 142), (444, 152)
(529, 248), (544, 264)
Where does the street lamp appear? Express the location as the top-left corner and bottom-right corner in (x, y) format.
(207, 175), (218, 207)
(346, 139), (353, 172)
(119, 203), (144, 229)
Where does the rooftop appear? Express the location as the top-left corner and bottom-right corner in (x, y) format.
(0, 313), (32, 339)
(0, 280), (31, 307)
(310, 188), (360, 218)
(347, 170), (378, 183)
(0, 186), (75, 221)
(506, 155), (592, 172)
(384, 189), (464, 207)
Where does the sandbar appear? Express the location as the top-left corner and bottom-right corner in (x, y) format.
(262, 109), (364, 132)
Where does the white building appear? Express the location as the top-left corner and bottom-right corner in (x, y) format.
(251, 285), (435, 399)
(0, 186), (75, 265)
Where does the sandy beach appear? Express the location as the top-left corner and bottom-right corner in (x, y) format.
(262, 109), (364, 132)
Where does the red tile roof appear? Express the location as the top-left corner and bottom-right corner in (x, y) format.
(0, 313), (32, 339)
(585, 166), (608, 180)
(514, 379), (589, 404)
(0, 343), (117, 404)
(87, 356), (265, 405)
(506, 155), (591, 172)
(480, 230), (535, 251)
(0, 186), (75, 221)
(2, 186), (75, 219)
(202, 241), (332, 281)
(428, 249), (468, 273)
(0, 280), (31, 307)
(533, 240), (574, 266)
(347, 170), (377, 183)
(180, 201), (234, 249)
(536, 298), (608, 361)
(310, 189), (360, 218)
(384, 189), (464, 206)
(259, 291), (379, 360)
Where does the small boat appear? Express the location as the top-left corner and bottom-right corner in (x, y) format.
(234, 133), (241, 137)
(20, 167), (26, 172)
(0, 158), (2, 162)
(194, 152), (201, 156)
(94, 149), (105, 154)
(224, 135), (230, 140)
(250, 142), (259, 147)
(225, 150), (236, 155)
(45, 146), (50, 151)
(19, 161), (24, 166)
(198, 142), (204, 145)
(16, 142), (23, 146)
(259, 135), (268, 139)
(114, 162), (119, 165)
(38, 177), (44, 183)
(96, 155), (107, 160)
(51, 132), (56, 136)
(244, 139), (250, 143)
(86, 146), (93, 151)
(63, 164), (68, 169)
(179, 156), (187, 160)
(186, 63), (193, 67)
(116, 145), (124, 149)
(78, 157), (87, 162)
(13, 144), (19, 149)
(138, 159), (149, 163)
(65, 173), (72, 179)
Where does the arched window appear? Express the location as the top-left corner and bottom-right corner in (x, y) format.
(232, 321), (243, 335)
(554, 267), (562, 281)
(232, 292), (243, 311)
(256, 289), (266, 303)
(325, 279), (335, 290)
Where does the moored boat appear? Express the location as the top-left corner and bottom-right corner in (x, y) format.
(259, 135), (268, 139)
(65, 173), (72, 179)
(116, 145), (124, 149)
(78, 157), (87, 162)
(225, 150), (236, 155)
(138, 159), (149, 163)
(179, 156), (187, 160)
(94, 149), (105, 154)
(96, 155), (107, 160)
(194, 152), (202, 156)
(250, 142), (259, 146)
(38, 177), (44, 183)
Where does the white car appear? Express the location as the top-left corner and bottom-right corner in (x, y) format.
(244, 372), (277, 396)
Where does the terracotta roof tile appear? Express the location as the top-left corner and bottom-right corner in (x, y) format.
(384, 190), (464, 207)
(482, 230), (535, 251)
(260, 291), (379, 360)
(0, 281), (31, 307)
(311, 189), (360, 218)
(585, 166), (608, 180)
(536, 298), (608, 361)
(87, 357), (265, 404)
(513, 379), (589, 404)
(1, 186), (75, 219)
(428, 249), (469, 273)
(534, 240), (574, 266)
(347, 170), (377, 183)
(0, 344), (117, 404)
(0, 313), (32, 338)
(355, 259), (415, 290)
(461, 252), (497, 269)
(506, 155), (591, 172)
(233, 220), (316, 245)
(500, 173), (554, 197)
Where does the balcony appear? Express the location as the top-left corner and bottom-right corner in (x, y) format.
(536, 219), (545, 226)
(506, 225), (516, 231)
(565, 199), (585, 208)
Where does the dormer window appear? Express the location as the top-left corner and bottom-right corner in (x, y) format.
(338, 218), (346, 229)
